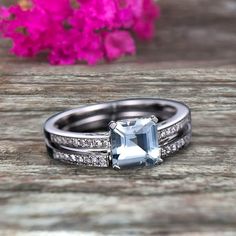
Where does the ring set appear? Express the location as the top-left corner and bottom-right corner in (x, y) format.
(44, 98), (192, 170)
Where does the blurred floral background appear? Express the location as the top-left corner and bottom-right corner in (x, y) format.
(1, 0), (236, 66)
(0, 0), (160, 65)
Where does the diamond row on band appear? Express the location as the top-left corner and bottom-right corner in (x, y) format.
(53, 151), (109, 167)
(51, 135), (110, 149)
(158, 115), (191, 140)
(161, 132), (191, 157)
(51, 132), (191, 168)
(50, 115), (190, 150)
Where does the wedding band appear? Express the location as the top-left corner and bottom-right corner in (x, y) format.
(44, 98), (192, 169)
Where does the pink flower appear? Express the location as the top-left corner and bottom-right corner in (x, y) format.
(0, 0), (160, 65)
(104, 31), (135, 60)
(48, 29), (78, 65)
(133, 0), (160, 40)
(75, 31), (104, 65)
(33, 0), (73, 21)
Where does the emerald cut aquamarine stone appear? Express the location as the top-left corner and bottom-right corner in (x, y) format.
(110, 117), (161, 169)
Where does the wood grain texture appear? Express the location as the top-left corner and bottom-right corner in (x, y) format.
(0, 0), (236, 235)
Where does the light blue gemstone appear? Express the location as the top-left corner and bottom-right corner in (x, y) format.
(110, 117), (161, 169)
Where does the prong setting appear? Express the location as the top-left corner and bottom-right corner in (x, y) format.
(151, 115), (159, 124)
(109, 121), (117, 130)
(113, 165), (121, 170)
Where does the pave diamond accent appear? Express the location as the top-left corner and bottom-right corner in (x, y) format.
(51, 135), (109, 149)
(161, 132), (191, 157)
(110, 117), (161, 169)
(53, 151), (109, 167)
(158, 115), (190, 141)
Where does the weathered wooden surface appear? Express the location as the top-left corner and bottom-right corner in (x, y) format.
(0, 0), (236, 235)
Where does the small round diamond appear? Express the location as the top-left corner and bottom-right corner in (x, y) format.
(77, 155), (84, 164)
(92, 156), (100, 166)
(95, 140), (103, 148)
(170, 126), (177, 134)
(72, 138), (78, 147)
(161, 149), (167, 157)
(70, 154), (76, 162)
(177, 141), (182, 149)
(102, 140), (109, 148)
(60, 137), (67, 145)
(98, 156), (108, 167)
(84, 156), (93, 165)
(81, 139), (90, 148)
(64, 154), (70, 160)
(66, 137), (73, 145)
(54, 152), (60, 159)
(172, 144), (177, 152)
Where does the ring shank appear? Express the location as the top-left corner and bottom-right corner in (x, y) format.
(45, 98), (189, 136)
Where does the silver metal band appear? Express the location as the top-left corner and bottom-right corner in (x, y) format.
(44, 98), (192, 168)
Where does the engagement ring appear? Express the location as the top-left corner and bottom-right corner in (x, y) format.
(44, 98), (191, 170)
